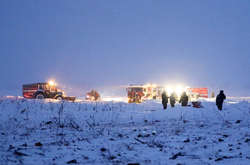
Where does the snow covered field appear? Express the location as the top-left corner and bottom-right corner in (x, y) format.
(0, 97), (250, 165)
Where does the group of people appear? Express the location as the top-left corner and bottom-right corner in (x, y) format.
(161, 90), (226, 110)
(161, 91), (189, 109)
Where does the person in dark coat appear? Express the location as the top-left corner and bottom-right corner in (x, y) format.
(179, 92), (189, 106)
(216, 90), (226, 110)
(162, 91), (169, 109)
(170, 92), (176, 107)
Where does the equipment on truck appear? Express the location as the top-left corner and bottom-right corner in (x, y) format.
(126, 85), (145, 103)
(85, 90), (101, 101)
(143, 84), (163, 100)
(22, 81), (75, 101)
(143, 84), (155, 100)
(126, 84), (164, 103)
(155, 86), (165, 99)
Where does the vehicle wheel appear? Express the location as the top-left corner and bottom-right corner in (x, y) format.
(56, 96), (63, 100)
(36, 93), (44, 99)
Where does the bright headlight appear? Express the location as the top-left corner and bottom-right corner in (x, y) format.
(48, 80), (55, 86)
(176, 86), (184, 97)
(166, 86), (174, 95)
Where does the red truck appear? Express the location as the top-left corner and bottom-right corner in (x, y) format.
(22, 82), (75, 101)
(187, 88), (208, 98)
(126, 85), (145, 103)
(85, 90), (101, 101)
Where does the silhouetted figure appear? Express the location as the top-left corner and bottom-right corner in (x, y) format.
(216, 90), (226, 110)
(162, 91), (169, 109)
(179, 92), (189, 106)
(170, 92), (176, 107)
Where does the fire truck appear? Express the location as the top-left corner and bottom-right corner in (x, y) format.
(187, 88), (208, 99)
(143, 84), (164, 100)
(85, 90), (101, 101)
(126, 84), (163, 103)
(126, 85), (145, 103)
(22, 81), (75, 101)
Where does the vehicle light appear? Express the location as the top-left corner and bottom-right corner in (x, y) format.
(48, 80), (55, 86)
(176, 86), (184, 97)
(166, 86), (174, 95)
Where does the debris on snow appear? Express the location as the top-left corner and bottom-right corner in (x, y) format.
(235, 120), (241, 124)
(183, 138), (190, 143)
(169, 152), (185, 160)
(14, 150), (28, 157)
(67, 159), (77, 164)
(35, 142), (43, 147)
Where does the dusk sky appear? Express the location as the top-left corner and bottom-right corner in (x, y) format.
(0, 0), (250, 96)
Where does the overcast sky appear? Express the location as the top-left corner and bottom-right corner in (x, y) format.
(0, 0), (250, 96)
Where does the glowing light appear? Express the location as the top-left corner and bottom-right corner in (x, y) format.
(176, 85), (184, 97)
(102, 97), (127, 102)
(166, 86), (174, 95)
(48, 80), (56, 86)
(6, 96), (15, 99)
(144, 83), (157, 88)
(165, 84), (189, 96)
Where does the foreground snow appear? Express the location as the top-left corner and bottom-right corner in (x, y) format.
(0, 97), (250, 165)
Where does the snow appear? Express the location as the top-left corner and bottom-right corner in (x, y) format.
(0, 97), (250, 165)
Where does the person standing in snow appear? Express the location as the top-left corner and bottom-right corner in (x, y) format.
(161, 91), (169, 109)
(179, 92), (189, 106)
(170, 92), (176, 107)
(216, 90), (226, 110)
